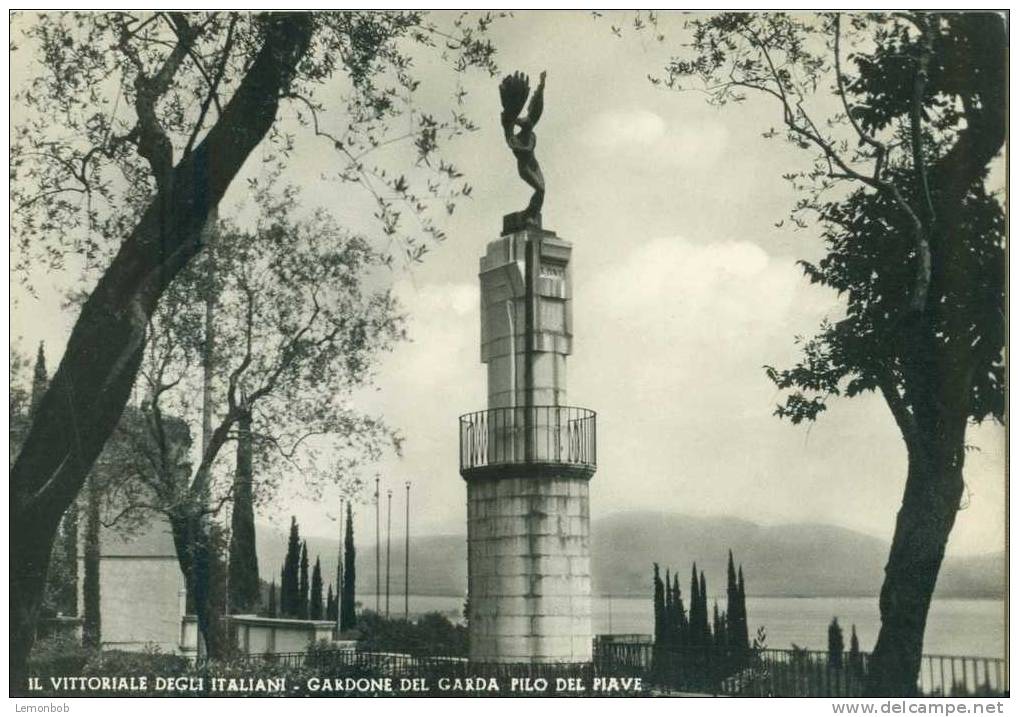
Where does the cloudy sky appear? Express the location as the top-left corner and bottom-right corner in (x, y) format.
(11, 11), (1006, 557)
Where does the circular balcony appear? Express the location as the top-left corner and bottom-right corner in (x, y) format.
(458, 405), (596, 481)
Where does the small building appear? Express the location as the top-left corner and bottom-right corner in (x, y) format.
(228, 616), (338, 655)
(78, 516), (186, 653)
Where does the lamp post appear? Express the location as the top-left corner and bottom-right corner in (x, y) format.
(404, 481), (411, 620)
(375, 477), (380, 614)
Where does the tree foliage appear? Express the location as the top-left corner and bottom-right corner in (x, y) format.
(656, 11), (1005, 695)
(340, 502), (357, 631)
(657, 12), (1004, 428)
(828, 617), (845, 669)
(299, 541), (310, 619)
(11, 11), (502, 287)
(281, 516), (301, 618)
(310, 557), (324, 620)
(10, 10), (503, 676)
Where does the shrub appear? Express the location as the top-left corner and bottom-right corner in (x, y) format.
(357, 610), (467, 657)
(83, 646), (191, 677)
(27, 633), (93, 676)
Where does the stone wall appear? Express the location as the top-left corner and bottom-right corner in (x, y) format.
(77, 517), (184, 653)
(229, 616), (336, 655)
(78, 555), (183, 652)
(467, 475), (592, 663)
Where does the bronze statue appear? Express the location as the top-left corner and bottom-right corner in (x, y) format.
(499, 70), (546, 231)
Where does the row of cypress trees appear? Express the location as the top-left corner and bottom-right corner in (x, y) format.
(827, 617), (864, 673)
(268, 510), (356, 630)
(653, 550), (750, 652)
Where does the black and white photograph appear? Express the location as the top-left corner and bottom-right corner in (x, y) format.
(8, 9), (1009, 704)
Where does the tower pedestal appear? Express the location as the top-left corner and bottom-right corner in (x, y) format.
(467, 475), (591, 663)
(460, 227), (595, 664)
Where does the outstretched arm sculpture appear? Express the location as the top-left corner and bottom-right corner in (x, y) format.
(499, 70), (546, 230)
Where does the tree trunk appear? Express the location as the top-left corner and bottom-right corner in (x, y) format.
(865, 411), (967, 696)
(228, 410), (259, 613)
(168, 508), (223, 659)
(82, 477), (101, 650)
(9, 13), (313, 681)
(62, 504), (79, 617)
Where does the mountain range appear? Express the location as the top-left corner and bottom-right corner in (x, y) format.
(256, 511), (1004, 600)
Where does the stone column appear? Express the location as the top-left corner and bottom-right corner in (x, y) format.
(463, 227), (594, 664)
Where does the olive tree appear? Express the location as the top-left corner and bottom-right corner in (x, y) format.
(10, 10), (499, 677)
(656, 12), (1005, 694)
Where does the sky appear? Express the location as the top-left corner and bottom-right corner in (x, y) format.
(10, 11), (1006, 558)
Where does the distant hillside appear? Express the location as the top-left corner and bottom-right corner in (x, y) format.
(589, 512), (1004, 599)
(255, 512), (1003, 600)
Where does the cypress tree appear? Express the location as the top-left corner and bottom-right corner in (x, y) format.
(737, 565), (750, 649)
(282, 517), (301, 617)
(726, 551), (739, 645)
(652, 563), (666, 645)
(228, 409), (260, 614)
(671, 572), (687, 647)
(689, 564), (701, 647)
(326, 584), (336, 621)
(299, 542), (310, 619)
(849, 624), (863, 675)
(713, 601), (727, 650)
(828, 617), (845, 669)
(698, 570), (710, 645)
(310, 557), (324, 619)
(663, 568), (673, 645)
(30, 342), (47, 417)
(340, 503), (357, 630)
(268, 580), (277, 618)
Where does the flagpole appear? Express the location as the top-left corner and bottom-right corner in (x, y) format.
(385, 489), (392, 618)
(404, 481), (411, 620)
(375, 477), (380, 614)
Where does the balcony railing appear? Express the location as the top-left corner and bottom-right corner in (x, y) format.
(459, 405), (596, 478)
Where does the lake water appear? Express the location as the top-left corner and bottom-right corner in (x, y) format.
(361, 594), (1005, 658)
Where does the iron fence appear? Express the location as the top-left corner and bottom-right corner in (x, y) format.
(593, 641), (1008, 697)
(185, 644), (1008, 697)
(459, 405), (596, 475)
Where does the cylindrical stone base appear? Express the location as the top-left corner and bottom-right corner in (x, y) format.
(466, 475), (592, 663)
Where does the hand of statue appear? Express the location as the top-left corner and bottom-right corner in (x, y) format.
(500, 71), (530, 120)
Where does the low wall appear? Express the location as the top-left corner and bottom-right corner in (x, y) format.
(228, 616), (337, 655)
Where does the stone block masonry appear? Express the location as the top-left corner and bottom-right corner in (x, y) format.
(461, 226), (596, 664)
(466, 473), (591, 663)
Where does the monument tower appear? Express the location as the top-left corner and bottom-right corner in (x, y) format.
(458, 71), (597, 663)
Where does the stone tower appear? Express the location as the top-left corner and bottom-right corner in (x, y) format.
(459, 220), (597, 663)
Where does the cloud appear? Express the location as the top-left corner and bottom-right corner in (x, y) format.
(579, 236), (814, 338)
(581, 108), (666, 149)
(579, 109), (728, 167)
(381, 279), (480, 393)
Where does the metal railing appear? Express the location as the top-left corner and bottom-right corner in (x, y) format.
(180, 644), (1006, 697)
(459, 405), (596, 475)
(593, 640), (1009, 697)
